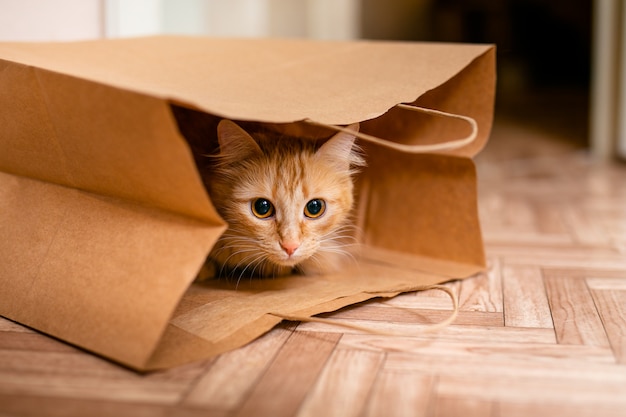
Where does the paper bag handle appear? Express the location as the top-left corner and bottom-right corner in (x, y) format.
(306, 104), (478, 153)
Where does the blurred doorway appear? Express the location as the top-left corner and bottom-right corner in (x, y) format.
(362, 0), (593, 155)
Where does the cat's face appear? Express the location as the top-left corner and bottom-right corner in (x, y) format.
(208, 120), (363, 274)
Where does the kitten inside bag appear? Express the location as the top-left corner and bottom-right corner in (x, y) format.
(0, 37), (495, 370)
(174, 100), (487, 283)
(196, 119), (365, 280)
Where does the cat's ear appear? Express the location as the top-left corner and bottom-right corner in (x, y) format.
(317, 123), (365, 171)
(217, 119), (262, 163)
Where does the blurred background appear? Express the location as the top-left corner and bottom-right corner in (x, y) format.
(0, 0), (623, 160)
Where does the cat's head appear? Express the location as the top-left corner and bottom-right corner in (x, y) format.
(208, 119), (364, 274)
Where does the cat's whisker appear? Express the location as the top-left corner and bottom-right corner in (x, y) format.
(234, 253), (269, 288)
(267, 260), (279, 279)
(319, 233), (360, 246)
(214, 245), (257, 258)
(307, 254), (325, 271)
(221, 227), (256, 234)
(318, 246), (358, 266)
(215, 236), (258, 246)
(328, 224), (359, 234)
(232, 248), (265, 265)
(230, 252), (264, 272)
(318, 246), (350, 255)
(319, 236), (356, 244)
(220, 240), (271, 254)
(318, 240), (356, 251)
(215, 248), (263, 279)
(218, 237), (254, 245)
(248, 256), (270, 279)
(321, 241), (353, 251)
(221, 248), (259, 263)
(319, 246), (353, 253)
(326, 232), (360, 242)
(327, 224), (358, 233)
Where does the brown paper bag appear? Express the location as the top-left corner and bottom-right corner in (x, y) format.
(0, 36), (495, 370)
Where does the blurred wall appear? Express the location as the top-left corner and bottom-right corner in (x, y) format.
(0, 0), (360, 41)
(0, 0), (103, 41)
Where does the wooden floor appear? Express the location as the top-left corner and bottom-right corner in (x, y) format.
(1, 117), (626, 417)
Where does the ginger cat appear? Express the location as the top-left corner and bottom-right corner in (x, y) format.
(198, 119), (364, 280)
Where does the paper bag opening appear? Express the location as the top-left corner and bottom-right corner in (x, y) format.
(0, 36), (495, 371)
(171, 84), (488, 281)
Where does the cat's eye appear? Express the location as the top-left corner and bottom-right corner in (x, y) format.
(251, 198), (275, 219)
(304, 199), (326, 218)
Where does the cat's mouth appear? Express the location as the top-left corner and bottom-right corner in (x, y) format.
(270, 251), (309, 268)
(272, 256), (303, 267)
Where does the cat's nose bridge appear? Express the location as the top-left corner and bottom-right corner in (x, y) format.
(277, 220), (301, 257)
(279, 225), (301, 252)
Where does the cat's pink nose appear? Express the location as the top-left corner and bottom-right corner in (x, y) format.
(280, 241), (299, 256)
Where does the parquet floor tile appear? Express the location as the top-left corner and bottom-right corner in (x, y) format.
(2, 119), (626, 417)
